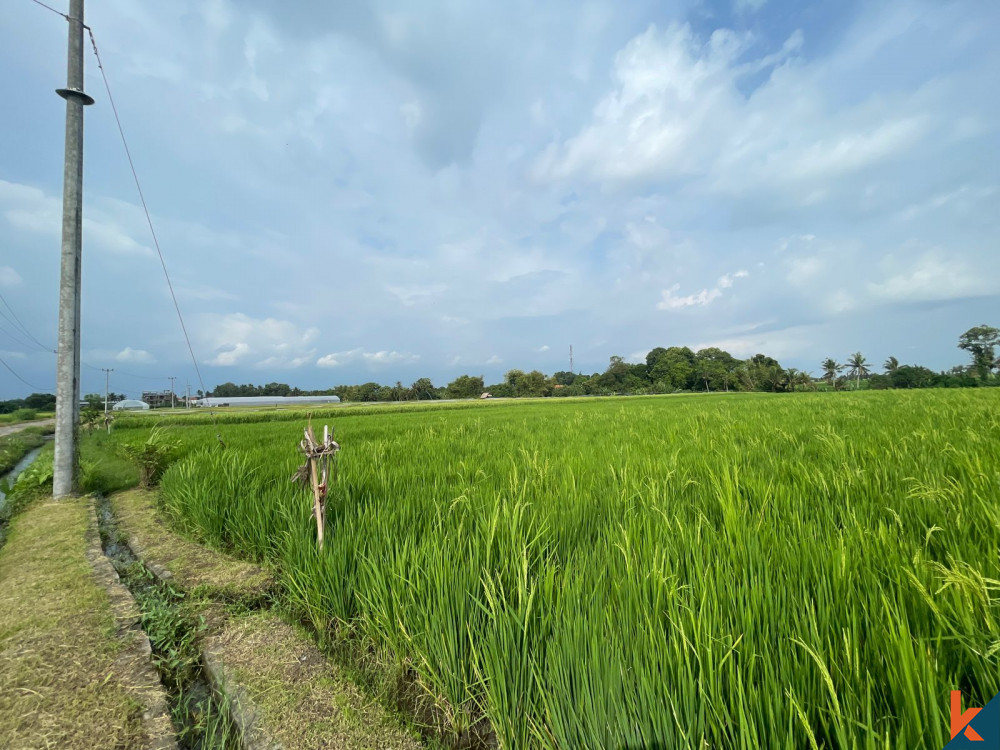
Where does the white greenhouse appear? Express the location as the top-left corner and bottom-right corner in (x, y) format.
(194, 395), (341, 408)
(112, 399), (151, 411)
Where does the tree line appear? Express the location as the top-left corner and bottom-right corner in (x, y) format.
(4, 325), (994, 408)
(203, 324), (999, 403)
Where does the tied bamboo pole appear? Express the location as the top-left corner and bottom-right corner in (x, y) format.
(292, 420), (340, 550)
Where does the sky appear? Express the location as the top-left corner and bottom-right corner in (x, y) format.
(0, 0), (997, 399)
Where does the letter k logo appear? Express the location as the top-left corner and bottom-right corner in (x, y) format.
(952, 691), (984, 741)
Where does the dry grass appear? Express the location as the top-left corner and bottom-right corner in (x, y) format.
(203, 610), (422, 750)
(0, 499), (147, 748)
(110, 489), (273, 603)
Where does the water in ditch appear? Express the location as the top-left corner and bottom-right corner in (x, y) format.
(0, 445), (45, 510)
(95, 495), (239, 749)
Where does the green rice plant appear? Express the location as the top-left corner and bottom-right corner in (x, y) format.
(91, 389), (1000, 748)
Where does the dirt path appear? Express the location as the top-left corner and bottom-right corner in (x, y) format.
(108, 488), (424, 749)
(0, 498), (173, 749)
(0, 417), (54, 438)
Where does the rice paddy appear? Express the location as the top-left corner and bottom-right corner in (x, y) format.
(104, 389), (1000, 748)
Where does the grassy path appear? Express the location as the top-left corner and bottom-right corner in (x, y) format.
(107, 488), (424, 749)
(0, 418), (55, 439)
(0, 499), (172, 749)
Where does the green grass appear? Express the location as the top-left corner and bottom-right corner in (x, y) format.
(86, 390), (1000, 748)
(0, 428), (47, 475)
(110, 489), (273, 603)
(0, 499), (147, 747)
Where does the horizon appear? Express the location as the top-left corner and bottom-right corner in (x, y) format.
(2, 0), (998, 400)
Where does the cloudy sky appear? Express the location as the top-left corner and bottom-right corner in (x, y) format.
(1, 0), (997, 398)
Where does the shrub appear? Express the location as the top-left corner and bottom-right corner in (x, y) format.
(119, 427), (180, 488)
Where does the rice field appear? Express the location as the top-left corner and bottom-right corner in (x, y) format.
(107, 390), (1000, 748)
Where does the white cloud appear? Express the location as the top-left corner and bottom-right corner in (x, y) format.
(386, 283), (446, 306)
(0, 266), (21, 286)
(0, 179), (153, 257)
(115, 347), (156, 364)
(0, 350), (26, 360)
(657, 270), (748, 310)
(485, 354), (503, 364)
(316, 348), (420, 368)
(199, 313), (318, 367)
(868, 252), (996, 303)
(533, 16), (960, 209)
(209, 342), (250, 366)
(786, 257), (824, 286)
(734, 0), (768, 13)
(536, 344), (550, 352)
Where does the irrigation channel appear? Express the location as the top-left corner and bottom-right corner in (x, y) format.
(0, 444), (45, 548)
(95, 495), (240, 749)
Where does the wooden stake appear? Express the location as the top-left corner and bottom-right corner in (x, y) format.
(292, 419), (339, 552)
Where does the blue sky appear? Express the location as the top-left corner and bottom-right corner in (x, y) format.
(1, 0), (997, 398)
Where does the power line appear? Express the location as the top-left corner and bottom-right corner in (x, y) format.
(0, 353), (52, 391)
(0, 291), (55, 352)
(86, 28), (222, 442)
(0, 320), (42, 352)
(85, 29), (211, 407)
(28, 0), (69, 20)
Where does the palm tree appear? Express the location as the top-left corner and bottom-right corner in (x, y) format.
(796, 370), (815, 390)
(883, 356), (899, 376)
(784, 368), (800, 392)
(845, 352), (870, 390)
(821, 358), (842, 389)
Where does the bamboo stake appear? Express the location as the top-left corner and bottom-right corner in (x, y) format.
(292, 418), (340, 551)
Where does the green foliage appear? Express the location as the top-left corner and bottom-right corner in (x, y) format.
(958, 324), (1000, 380)
(119, 426), (180, 488)
(1, 448), (54, 521)
(447, 374), (485, 399)
(0, 392), (55, 414)
(142, 390), (1000, 748)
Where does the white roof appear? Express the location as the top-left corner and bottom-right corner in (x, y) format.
(112, 399), (150, 410)
(196, 395), (341, 406)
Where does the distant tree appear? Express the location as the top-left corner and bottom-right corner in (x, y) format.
(408, 378), (437, 400)
(83, 393), (103, 409)
(598, 356), (631, 392)
(882, 356), (899, 376)
(504, 369), (526, 393)
(648, 347), (696, 390)
(744, 354), (786, 392)
(212, 382), (240, 398)
(486, 382), (513, 398)
(891, 365), (936, 389)
(261, 382), (291, 397)
(517, 370), (551, 397)
(958, 325), (1000, 380)
(694, 347), (738, 392)
(821, 359), (843, 389)
(447, 374), (484, 399)
(552, 370), (576, 386)
(845, 352), (870, 390)
(24, 392), (57, 410)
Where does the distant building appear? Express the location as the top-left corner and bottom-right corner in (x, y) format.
(142, 390), (176, 408)
(112, 399), (150, 411)
(195, 395), (341, 408)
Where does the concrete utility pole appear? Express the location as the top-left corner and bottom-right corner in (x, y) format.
(53, 0), (95, 499)
(168, 376), (176, 408)
(102, 368), (113, 416)
(569, 345), (574, 375)
(186, 382), (190, 409)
